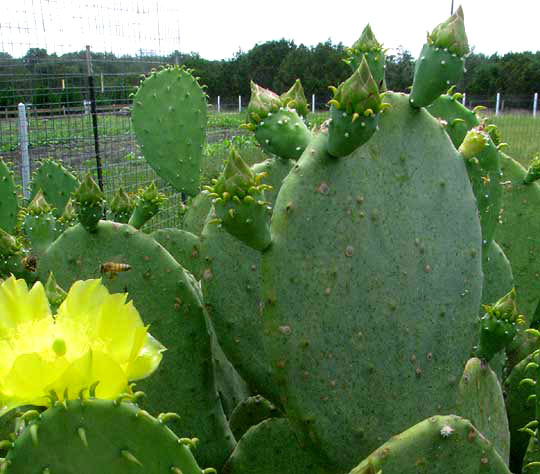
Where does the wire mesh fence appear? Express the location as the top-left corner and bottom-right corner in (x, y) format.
(1, 0), (540, 235)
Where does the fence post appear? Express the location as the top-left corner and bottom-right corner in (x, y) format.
(534, 92), (538, 118)
(495, 92), (501, 116)
(17, 103), (31, 201)
(312, 94), (316, 113)
(86, 45), (104, 191)
(238, 96), (242, 113)
(217, 96), (221, 113)
(462, 93), (466, 106)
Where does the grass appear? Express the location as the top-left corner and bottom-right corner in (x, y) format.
(489, 114), (540, 167)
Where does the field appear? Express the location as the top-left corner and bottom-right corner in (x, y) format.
(1, 109), (539, 230)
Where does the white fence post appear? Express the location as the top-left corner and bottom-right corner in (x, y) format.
(534, 92), (538, 118)
(495, 93), (501, 116)
(238, 96), (242, 113)
(462, 93), (466, 106)
(217, 96), (221, 113)
(17, 103), (31, 201)
(312, 94), (315, 113)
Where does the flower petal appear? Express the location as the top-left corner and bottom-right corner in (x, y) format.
(126, 333), (166, 381)
(0, 277), (50, 335)
(56, 279), (110, 328)
(51, 350), (128, 400)
(95, 295), (145, 364)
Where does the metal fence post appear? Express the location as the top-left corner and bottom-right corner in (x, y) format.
(86, 45), (104, 191)
(495, 92), (501, 116)
(312, 94), (316, 113)
(217, 96), (221, 113)
(238, 95), (242, 113)
(17, 103), (31, 201)
(534, 92), (538, 118)
(462, 93), (466, 106)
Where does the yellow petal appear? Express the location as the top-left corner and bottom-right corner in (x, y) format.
(95, 295), (144, 363)
(2, 352), (67, 401)
(126, 333), (166, 381)
(56, 279), (109, 327)
(51, 350), (128, 400)
(0, 277), (50, 335)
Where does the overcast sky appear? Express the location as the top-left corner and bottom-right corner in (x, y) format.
(1, 0), (539, 59)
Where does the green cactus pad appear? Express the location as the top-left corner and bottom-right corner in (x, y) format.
(208, 326), (250, 420)
(327, 58), (383, 157)
(494, 153), (540, 322)
(456, 357), (510, 464)
(254, 109), (311, 160)
(504, 351), (539, 472)
(482, 241), (514, 313)
(4, 399), (206, 474)
(279, 79), (309, 118)
(72, 174), (105, 233)
(427, 92), (480, 148)
(262, 93), (482, 471)
(349, 415), (510, 474)
(223, 418), (330, 474)
(409, 44), (466, 108)
(127, 182), (166, 229)
(345, 24), (386, 87)
(132, 66), (207, 195)
(37, 221), (234, 468)
(410, 8), (469, 108)
(476, 289), (523, 362)
(228, 395), (280, 441)
(459, 127), (502, 263)
(110, 188), (134, 224)
(524, 153), (540, 185)
(183, 191), (213, 236)
(0, 158), (19, 235)
(151, 228), (202, 278)
(201, 157), (293, 404)
(207, 149), (272, 251)
(29, 159), (80, 218)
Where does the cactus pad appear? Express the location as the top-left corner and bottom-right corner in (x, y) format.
(132, 66), (207, 196)
(4, 399), (206, 474)
(0, 158), (19, 235)
(262, 93), (482, 471)
(30, 159), (80, 218)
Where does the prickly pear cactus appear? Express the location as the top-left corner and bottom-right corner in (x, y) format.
(0, 158), (19, 235)
(327, 57), (388, 158)
(204, 149), (272, 251)
(127, 182), (166, 229)
(349, 415), (511, 474)
(201, 156), (293, 403)
(182, 191), (213, 236)
(110, 188), (134, 224)
(29, 159), (80, 218)
(410, 8), (469, 108)
(228, 395), (280, 441)
(151, 228), (202, 278)
(37, 221), (235, 468)
(344, 24), (386, 88)
(456, 357), (510, 464)
(132, 66), (207, 196)
(494, 153), (540, 322)
(427, 89), (481, 148)
(243, 81), (311, 160)
(3, 398), (209, 474)
(223, 418), (330, 474)
(261, 93), (482, 471)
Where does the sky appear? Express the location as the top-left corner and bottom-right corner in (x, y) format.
(1, 0), (539, 59)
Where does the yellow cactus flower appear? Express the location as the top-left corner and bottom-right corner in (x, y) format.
(0, 276), (165, 414)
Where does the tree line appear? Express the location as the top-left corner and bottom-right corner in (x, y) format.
(1, 39), (539, 109)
